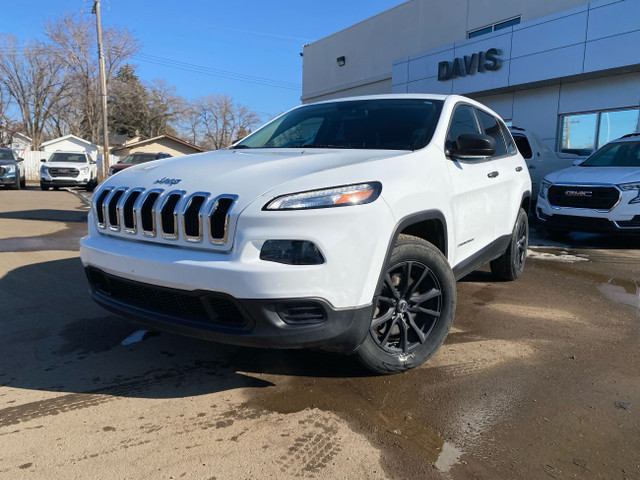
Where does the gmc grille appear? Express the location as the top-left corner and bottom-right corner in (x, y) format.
(548, 185), (620, 211)
(49, 168), (79, 178)
(93, 186), (236, 247)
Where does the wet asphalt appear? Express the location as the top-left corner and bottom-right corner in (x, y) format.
(0, 187), (638, 479)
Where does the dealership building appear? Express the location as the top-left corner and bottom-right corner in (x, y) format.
(301, 0), (640, 154)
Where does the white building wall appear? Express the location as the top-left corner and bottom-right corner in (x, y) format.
(302, 0), (592, 103)
(42, 138), (99, 157)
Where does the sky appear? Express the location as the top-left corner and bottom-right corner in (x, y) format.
(0, 0), (402, 122)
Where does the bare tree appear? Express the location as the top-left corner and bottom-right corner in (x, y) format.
(195, 94), (259, 150)
(44, 13), (139, 143)
(0, 36), (70, 149)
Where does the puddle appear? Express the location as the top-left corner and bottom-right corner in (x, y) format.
(434, 441), (463, 473)
(598, 279), (640, 317)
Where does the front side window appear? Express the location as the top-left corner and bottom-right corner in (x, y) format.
(446, 105), (479, 146)
(476, 110), (507, 157)
(236, 99), (444, 151)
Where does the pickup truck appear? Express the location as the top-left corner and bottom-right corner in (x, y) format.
(509, 127), (580, 198)
(81, 94), (531, 374)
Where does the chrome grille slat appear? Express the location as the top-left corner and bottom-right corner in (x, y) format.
(93, 187), (235, 248)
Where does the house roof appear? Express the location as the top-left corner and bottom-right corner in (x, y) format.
(41, 134), (98, 148)
(111, 134), (205, 153)
(13, 132), (32, 142)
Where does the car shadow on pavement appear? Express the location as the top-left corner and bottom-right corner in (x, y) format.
(0, 257), (369, 405)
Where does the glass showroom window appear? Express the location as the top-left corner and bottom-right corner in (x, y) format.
(559, 108), (640, 156)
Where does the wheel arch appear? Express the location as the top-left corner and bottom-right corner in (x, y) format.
(372, 210), (448, 302)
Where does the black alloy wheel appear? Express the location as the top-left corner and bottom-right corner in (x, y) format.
(371, 261), (442, 355)
(355, 234), (456, 374)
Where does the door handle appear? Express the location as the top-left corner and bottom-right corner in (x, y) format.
(487, 171), (499, 178)
(516, 166), (523, 172)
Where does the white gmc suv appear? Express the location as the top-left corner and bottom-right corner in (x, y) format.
(80, 94), (532, 374)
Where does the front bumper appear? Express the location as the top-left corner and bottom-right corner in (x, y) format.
(85, 266), (372, 353)
(0, 174), (17, 184)
(536, 193), (640, 232)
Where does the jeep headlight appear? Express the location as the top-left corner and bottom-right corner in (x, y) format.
(264, 182), (382, 210)
(539, 179), (552, 199)
(618, 182), (640, 204)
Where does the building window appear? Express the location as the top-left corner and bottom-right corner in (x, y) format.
(468, 17), (521, 39)
(559, 108), (640, 156)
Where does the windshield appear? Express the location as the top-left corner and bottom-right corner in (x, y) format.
(48, 152), (88, 163)
(580, 141), (640, 167)
(0, 150), (15, 161)
(235, 99), (444, 151)
(121, 154), (156, 165)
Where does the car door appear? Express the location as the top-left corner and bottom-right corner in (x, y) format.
(444, 104), (499, 266)
(475, 109), (521, 239)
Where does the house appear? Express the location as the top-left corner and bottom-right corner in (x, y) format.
(41, 134), (99, 158)
(10, 133), (32, 156)
(110, 134), (205, 158)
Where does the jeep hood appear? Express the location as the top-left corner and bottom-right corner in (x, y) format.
(101, 148), (407, 208)
(546, 166), (640, 185)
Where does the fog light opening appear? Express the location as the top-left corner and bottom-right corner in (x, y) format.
(260, 240), (325, 265)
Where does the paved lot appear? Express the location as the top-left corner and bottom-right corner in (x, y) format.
(1, 188), (639, 479)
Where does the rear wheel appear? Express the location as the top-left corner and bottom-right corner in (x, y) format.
(490, 208), (528, 281)
(355, 234), (456, 374)
(40, 182), (49, 191)
(20, 175), (25, 188)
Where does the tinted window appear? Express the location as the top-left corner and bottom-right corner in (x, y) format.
(0, 149), (15, 161)
(447, 105), (479, 146)
(476, 110), (507, 157)
(48, 152), (87, 163)
(500, 124), (517, 155)
(237, 99), (444, 151)
(512, 134), (532, 159)
(121, 153), (160, 165)
(581, 141), (640, 167)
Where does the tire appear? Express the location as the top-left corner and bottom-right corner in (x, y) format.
(355, 234), (456, 374)
(20, 176), (26, 188)
(86, 179), (96, 192)
(490, 208), (528, 281)
(40, 182), (49, 191)
(11, 175), (20, 190)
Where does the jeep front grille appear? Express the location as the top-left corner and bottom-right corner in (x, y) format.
(93, 186), (237, 248)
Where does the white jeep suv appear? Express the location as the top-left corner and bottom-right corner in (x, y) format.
(80, 94), (531, 373)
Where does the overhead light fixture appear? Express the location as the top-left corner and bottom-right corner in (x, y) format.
(337, 56), (346, 67)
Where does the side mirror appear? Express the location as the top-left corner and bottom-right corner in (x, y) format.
(16, 157), (24, 163)
(449, 133), (496, 158)
(90, 159), (97, 164)
(41, 159), (47, 163)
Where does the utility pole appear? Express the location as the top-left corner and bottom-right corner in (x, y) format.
(92, 0), (109, 181)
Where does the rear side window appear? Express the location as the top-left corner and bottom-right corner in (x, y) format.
(447, 105), (480, 146)
(476, 110), (507, 157)
(500, 123), (517, 155)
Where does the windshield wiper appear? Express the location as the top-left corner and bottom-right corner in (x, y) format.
(299, 144), (355, 149)
(231, 145), (252, 149)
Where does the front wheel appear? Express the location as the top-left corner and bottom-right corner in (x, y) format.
(490, 208), (528, 281)
(355, 234), (456, 374)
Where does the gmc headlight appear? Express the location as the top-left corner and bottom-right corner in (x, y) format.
(264, 182), (382, 210)
(41, 166), (48, 174)
(539, 180), (552, 199)
(619, 182), (640, 204)
(80, 167), (89, 174)
(4, 165), (15, 173)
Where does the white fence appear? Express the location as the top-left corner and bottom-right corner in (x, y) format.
(21, 151), (120, 182)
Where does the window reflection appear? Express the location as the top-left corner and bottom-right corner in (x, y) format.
(559, 108), (640, 156)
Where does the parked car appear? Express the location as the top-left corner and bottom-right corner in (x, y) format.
(40, 151), (98, 191)
(0, 148), (26, 190)
(536, 133), (640, 235)
(80, 94), (531, 374)
(108, 152), (172, 176)
(509, 126), (580, 198)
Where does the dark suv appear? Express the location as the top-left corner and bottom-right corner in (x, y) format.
(108, 152), (172, 176)
(0, 148), (26, 190)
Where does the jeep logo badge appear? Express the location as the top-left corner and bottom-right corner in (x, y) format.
(154, 177), (182, 186)
(565, 190), (592, 197)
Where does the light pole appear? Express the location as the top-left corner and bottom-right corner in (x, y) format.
(92, 0), (109, 182)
